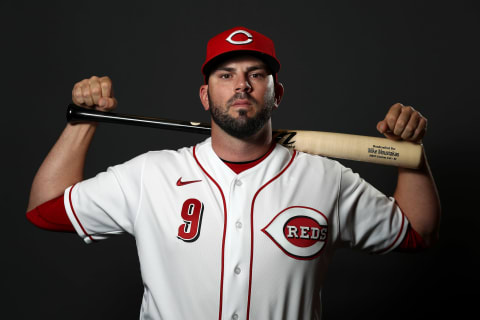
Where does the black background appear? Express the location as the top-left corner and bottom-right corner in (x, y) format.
(2, 0), (479, 319)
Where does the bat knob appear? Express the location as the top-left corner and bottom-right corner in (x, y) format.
(66, 104), (76, 122)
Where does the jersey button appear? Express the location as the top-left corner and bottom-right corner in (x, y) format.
(234, 267), (241, 275)
(235, 221), (243, 229)
(232, 313), (239, 320)
(235, 179), (242, 186)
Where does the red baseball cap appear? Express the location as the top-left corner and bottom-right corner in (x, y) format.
(201, 26), (281, 81)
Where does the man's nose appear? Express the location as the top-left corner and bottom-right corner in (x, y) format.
(235, 74), (252, 92)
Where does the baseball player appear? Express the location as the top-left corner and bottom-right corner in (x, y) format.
(27, 26), (441, 319)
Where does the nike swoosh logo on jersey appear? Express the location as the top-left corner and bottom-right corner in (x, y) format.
(176, 177), (202, 186)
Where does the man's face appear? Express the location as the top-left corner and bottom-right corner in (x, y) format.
(204, 55), (279, 139)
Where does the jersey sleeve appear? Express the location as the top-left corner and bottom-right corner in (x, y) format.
(395, 224), (427, 252)
(336, 166), (408, 254)
(26, 195), (76, 232)
(64, 153), (147, 244)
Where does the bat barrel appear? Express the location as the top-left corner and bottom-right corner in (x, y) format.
(275, 130), (424, 169)
(66, 104), (211, 135)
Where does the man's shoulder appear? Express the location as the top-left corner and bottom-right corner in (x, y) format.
(146, 145), (195, 158)
(143, 138), (211, 162)
(292, 148), (343, 170)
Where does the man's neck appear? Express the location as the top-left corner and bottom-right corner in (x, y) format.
(210, 120), (273, 162)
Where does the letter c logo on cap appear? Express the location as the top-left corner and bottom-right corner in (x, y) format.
(226, 30), (253, 45)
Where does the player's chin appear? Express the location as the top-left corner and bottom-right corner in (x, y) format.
(230, 107), (256, 118)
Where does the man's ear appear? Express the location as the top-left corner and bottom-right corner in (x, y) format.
(199, 85), (210, 111)
(274, 82), (284, 109)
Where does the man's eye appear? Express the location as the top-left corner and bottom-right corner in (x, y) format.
(220, 74), (231, 79)
(250, 73), (265, 79)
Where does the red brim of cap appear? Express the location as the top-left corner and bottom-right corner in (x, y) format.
(201, 50), (280, 76)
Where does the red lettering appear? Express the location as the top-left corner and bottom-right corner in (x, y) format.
(177, 198), (204, 242)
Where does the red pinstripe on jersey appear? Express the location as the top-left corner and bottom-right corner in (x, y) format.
(193, 146), (228, 320)
(246, 150), (297, 320)
(68, 184), (96, 243)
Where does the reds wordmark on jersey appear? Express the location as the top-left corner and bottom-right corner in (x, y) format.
(64, 138), (407, 320)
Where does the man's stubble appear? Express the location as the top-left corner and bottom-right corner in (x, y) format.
(208, 90), (276, 139)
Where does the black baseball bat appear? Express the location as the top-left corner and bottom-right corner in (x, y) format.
(66, 104), (211, 135)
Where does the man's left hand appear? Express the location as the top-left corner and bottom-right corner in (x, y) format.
(377, 103), (427, 143)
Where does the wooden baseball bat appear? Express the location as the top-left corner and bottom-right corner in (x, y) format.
(66, 104), (423, 169)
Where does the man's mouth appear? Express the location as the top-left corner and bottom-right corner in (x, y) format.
(231, 99), (252, 107)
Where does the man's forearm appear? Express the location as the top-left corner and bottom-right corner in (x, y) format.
(27, 123), (97, 211)
(394, 150), (441, 246)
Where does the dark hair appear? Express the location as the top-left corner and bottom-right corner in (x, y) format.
(204, 51), (277, 84)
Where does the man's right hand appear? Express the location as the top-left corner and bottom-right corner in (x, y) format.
(72, 76), (118, 111)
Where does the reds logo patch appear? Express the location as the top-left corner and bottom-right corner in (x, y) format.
(262, 206), (328, 260)
(225, 29), (253, 45)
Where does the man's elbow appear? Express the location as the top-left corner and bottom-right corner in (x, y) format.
(421, 230), (440, 248)
(419, 215), (441, 248)
(409, 204), (442, 249)
(25, 196), (76, 233)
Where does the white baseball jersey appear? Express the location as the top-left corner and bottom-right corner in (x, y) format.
(64, 137), (408, 320)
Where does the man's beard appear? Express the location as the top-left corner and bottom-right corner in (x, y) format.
(209, 91), (275, 139)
